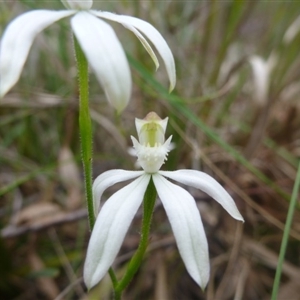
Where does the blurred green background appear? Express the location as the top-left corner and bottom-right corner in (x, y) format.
(1, 0), (300, 299)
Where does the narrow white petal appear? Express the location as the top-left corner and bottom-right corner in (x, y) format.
(0, 10), (75, 98)
(84, 174), (151, 289)
(159, 170), (244, 222)
(93, 169), (144, 215)
(92, 11), (176, 91)
(118, 22), (160, 70)
(71, 12), (132, 112)
(152, 173), (209, 289)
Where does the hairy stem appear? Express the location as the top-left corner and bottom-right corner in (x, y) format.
(73, 36), (95, 229)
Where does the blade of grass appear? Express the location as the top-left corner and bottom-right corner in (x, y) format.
(271, 161), (300, 300)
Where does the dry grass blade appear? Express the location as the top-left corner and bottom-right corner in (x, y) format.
(154, 251), (169, 300)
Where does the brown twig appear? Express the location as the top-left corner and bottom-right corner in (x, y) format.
(1, 208), (87, 238)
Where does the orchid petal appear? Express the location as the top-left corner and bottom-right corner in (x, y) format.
(93, 169), (144, 215)
(101, 19), (160, 70)
(84, 174), (151, 289)
(71, 11), (131, 112)
(152, 173), (209, 289)
(159, 170), (244, 222)
(92, 11), (176, 91)
(122, 25), (160, 70)
(0, 10), (75, 98)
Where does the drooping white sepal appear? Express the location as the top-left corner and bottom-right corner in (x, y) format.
(84, 174), (151, 289)
(71, 11), (132, 112)
(152, 173), (210, 289)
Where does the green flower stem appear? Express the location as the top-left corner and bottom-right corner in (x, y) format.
(109, 267), (118, 290)
(73, 36), (95, 230)
(114, 178), (157, 300)
(271, 160), (300, 300)
(73, 36), (119, 290)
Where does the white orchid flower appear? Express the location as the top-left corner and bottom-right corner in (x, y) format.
(249, 53), (277, 106)
(84, 112), (244, 290)
(0, 0), (176, 112)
